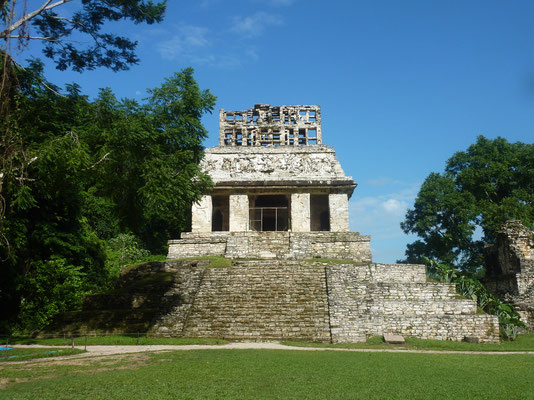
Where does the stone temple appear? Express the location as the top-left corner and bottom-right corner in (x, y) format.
(168, 104), (371, 261)
(158, 104), (499, 343)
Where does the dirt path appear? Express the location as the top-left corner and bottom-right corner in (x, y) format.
(8, 342), (534, 362)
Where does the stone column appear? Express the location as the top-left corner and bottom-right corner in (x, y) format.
(191, 195), (212, 232)
(291, 193), (311, 232)
(229, 194), (249, 231)
(329, 193), (349, 232)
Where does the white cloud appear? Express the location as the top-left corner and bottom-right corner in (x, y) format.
(230, 12), (283, 37)
(156, 25), (211, 61)
(349, 184), (419, 240)
(349, 183), (420, 263)
(382, 198), (407, 215)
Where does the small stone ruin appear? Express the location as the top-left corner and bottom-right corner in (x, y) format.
(485, 220), (534, 329)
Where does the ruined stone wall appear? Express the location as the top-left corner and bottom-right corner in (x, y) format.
(219, 104), (322, 147)
(484, 220), (534, 329)
(327, 264), (499, 343)
(167, 231), (372, 262)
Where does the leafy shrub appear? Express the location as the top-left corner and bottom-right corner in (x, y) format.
(105, 234), (151, 279)
(424, 257), (526, 340)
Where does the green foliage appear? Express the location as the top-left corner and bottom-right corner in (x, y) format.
(424, 258), (526, 340)
(0, 64), (215, 333)
(1, 0), (166, 72)
(105, 234), (151, 279)
(401, 136), (534, 273)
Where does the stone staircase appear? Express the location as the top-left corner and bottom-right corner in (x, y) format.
(151, 260), (331, 342)
(46, 259), (499, 343)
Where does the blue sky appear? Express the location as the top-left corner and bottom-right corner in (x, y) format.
(12, 0), (534, 262)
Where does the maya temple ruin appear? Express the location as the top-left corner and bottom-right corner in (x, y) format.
(55, 104), (501, 343)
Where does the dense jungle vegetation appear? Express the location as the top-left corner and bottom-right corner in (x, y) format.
(0, 59), (215, 333)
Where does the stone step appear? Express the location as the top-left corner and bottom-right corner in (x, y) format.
(326, 263), (427, 283)
(377, 314), (498, 343)
(152, 262), (331, 342)
(332, 282), (457, 300)
(370, 299), (477, 316)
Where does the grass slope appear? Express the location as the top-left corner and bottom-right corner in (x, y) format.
(1, 349), (534, 399)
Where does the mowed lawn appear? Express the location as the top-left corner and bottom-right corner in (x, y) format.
(2, 349), (534, 399)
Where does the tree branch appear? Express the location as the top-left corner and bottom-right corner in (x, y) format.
(6, 35), (57, 41)
(0, 0), (72, 39)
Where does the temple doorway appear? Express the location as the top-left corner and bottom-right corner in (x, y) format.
(249, 194), (289, 231)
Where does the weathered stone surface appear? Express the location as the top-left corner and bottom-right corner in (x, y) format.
(220, 104), (322, 147)
(60, 259), (500, 344)
(291, 193), (311, 232)
(383, 334), (405, 344)
(327, 264), (499, 343)
(151, 260), (331, 342)
(168, 231), (372, 262)
(329, 193), (349, 232)
(229, 194), (249, 231)
(484, 220), (534, 330)
(191, 195), (212, 233)
(202, 146), (355, 189)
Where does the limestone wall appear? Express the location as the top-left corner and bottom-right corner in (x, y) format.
(201, 145), (355, 188)
(168, 231), (372, 262)
(329, 194), (349, 232)
(191, 195), (212, 232)
(327, 264), (500, 343)
(291, 193), (311, 232)
(484, 220), (534, 329)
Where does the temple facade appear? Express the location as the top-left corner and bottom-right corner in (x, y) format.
(168, 104), (372, 260)
(159, 104), (500, 343)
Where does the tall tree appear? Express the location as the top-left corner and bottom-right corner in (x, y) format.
(401, 136), (534, 273)
(0, 0), (166, 256)
(0, 65), (215, 332)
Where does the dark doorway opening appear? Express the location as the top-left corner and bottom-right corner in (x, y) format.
(311, 194), (330, 231)
(212, 196), (229, 231)
(249, 194), (289, 231)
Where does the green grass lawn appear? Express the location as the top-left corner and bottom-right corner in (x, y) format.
(1, 349), (533, 399)
(0, 347), (85, 362)
(6, 335), (227, 346)
(283, 333), (534, 352)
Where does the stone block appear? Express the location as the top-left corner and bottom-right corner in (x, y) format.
(383, 334), (405, 344)
(191, 195), (212, 232)
(291, 193), (311, 232)
(329, 194), (349, 232)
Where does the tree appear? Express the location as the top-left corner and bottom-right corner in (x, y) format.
(0, 64), (215, 332)
(401, 136), (534, 273)
(0, 0), (166, 256)
(1, 0), (166, 71)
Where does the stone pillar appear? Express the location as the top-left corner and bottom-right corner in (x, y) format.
(329, 193), (349, 232)
(229, 194), (249, 231)
(191, 195), (212, 232)
(291, 193), (311, 232)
